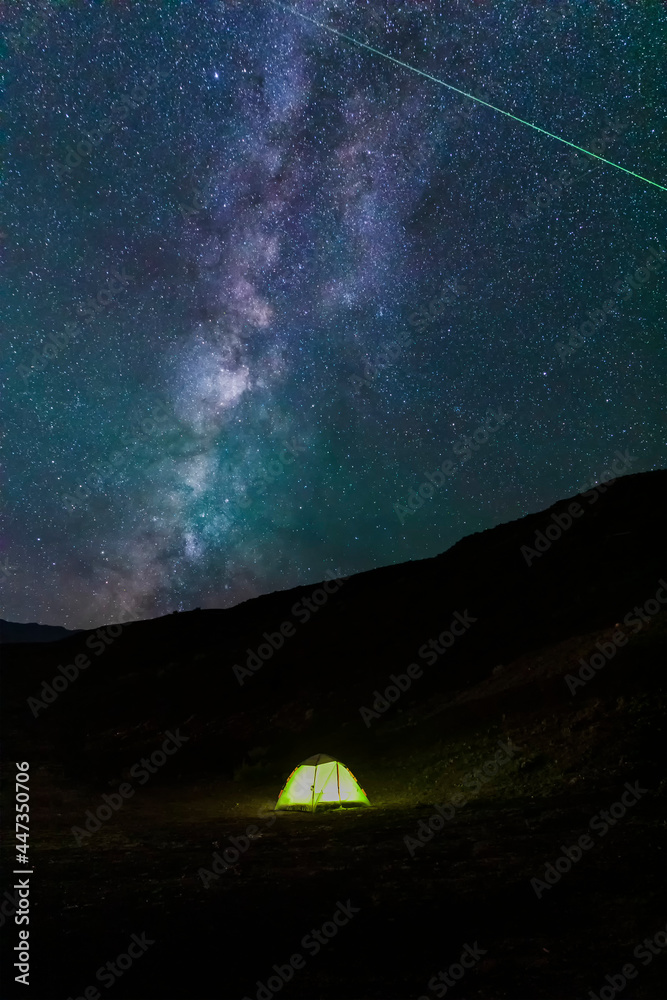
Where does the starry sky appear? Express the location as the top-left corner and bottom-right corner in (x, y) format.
(2, 0), (665, 629)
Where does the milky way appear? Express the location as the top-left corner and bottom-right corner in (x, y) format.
(2, 0), (665, 628)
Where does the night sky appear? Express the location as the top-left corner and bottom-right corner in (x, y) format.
(2, 0), (665, 629)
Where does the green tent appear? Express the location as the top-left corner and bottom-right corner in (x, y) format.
(275, 753), (370, 812)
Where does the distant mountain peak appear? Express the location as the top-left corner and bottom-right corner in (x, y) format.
(0, 619), (83, 645)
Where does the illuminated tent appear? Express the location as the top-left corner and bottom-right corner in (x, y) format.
(275, 753), (370, 812)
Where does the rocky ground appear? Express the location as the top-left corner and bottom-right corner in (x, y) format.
(2, 612), (665, 999)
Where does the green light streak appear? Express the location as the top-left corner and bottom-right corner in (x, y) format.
(271, 1), (667, 195)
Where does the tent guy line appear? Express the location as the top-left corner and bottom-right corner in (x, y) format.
(270, 1), (667, 195)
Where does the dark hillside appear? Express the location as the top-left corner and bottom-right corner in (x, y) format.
(1, 470), (665, 999)
(2, 470), (664, 784)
